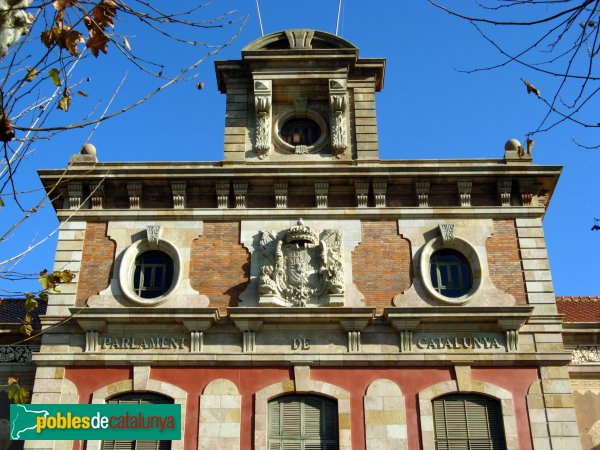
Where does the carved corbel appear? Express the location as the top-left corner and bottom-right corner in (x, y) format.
(340, 319), (370, 353)
(315, 180), (329, 208)
(171, 181), (186, 209)
(439, 224), (455, 244)
(416, 180), (430, 207)
(497, 179), (512, 206)
(457, 180), (472, 207)
(254, 80), (272, 159)
(373, 180), (387, 208)
(89, 182), (104, 209)
(215, 181), (229, 209)
(519, 178), (534, 206)
(274, 181), (288, 208)
(329, 79), (348, 158)
(355, 180), (369, 207)
(127, 181), (142, 209)
(67, 183), (82, 210)
(233, 181), (248, 208)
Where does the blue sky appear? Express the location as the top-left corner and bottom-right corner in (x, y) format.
(1, 0), (598, 298)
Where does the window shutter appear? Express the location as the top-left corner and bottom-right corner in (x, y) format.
(268, 395), (339, 450)
(433, 394), (506, 450)
(100, 392), (173, 450)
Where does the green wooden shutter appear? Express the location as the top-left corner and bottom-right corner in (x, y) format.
(433, 394), (506, 450)
(268, 395), (338, 450)
(100, 393), (173, 450)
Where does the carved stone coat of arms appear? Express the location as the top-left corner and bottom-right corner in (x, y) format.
(257, 219), (344, 307)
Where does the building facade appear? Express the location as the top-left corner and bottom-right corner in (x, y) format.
(26, 30), (590, 449)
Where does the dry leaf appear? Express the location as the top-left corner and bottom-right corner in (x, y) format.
(523, 79), (541, 98)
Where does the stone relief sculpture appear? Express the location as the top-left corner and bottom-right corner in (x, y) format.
(330, 94), (347, 158)
(255, 95), (272, 159)
(572, 346), (600, 364)
(257, 219), (344, 307)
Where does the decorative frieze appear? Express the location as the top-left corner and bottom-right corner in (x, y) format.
(215, 181), (229, 209)
(0, 346), (32, 364)
(233, 181), (248, 208)
(67, 182), (82, 210)
(274, 181), (288, 208)
(355, 180), (369, 207)
(127, 181), (142, 209)
(315, 180), (329, 208)
(89, 182), (104, 209)
(519, 178), (534, 206)
(372, 179), (387, 208)
(497, 179), (512, 206)
(416, 179), (430, 207)
(457, 180), (472, 207)
(171, 181), (186, 209)
(254, 80), (272, 159)
(571, 346), (600, 364)
(329, 79), (348, 158)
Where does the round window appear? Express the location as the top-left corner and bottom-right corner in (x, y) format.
(281, 118), (321, 146)
(429, 249), (472, 298)
(132, 250), (174, 299)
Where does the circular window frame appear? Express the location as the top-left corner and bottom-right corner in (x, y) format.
(119, 239), (182, 306)
(273, 109), (329, 154)
(419, 237), (482, 305)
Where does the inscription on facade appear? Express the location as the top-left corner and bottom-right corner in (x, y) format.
(292, 337), (311, 350)
(101, 336), (186, 350)
(416, 335), (503, 350)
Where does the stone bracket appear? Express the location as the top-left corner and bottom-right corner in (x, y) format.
(497, 179), (512, 207)
(215, 180), (230, 209)
(127, 181), (142, 209)
(171, 181), (186, 209)
(68, 182), (82, 210)
(89, 182), (104, 210)
(355, 180), (369, 207)
(85, 330), (100, 352)
(233, 181), (248, 208)
(315, 180), (329, 208)
(274, 180), (288, 208)
(457, 180), (472, 207)
(372, 179), (387, 207)
(416, 179), (430, 207)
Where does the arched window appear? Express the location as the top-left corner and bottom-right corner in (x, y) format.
(133, 250), (174, 299)
(433, 394), (506, 450)
(101, 392), (173, 450)
(268, 394), (338, 450)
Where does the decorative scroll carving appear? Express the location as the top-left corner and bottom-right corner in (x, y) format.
(274, 181), (288, 208)
(89, 182), (104, 209)
(294, 145), (310, 154)
(315, 181), (329, 208)
(439, 224), (455, 244)
(572, 346), (600, 364)
(0, 346), (32, 363)
(171, 181), (186, 209)
(68, 183), (82, 210)
(497, 179), (512, 207)
(457, 180), (472, 207)
(373, 180), (387, 208)
(285, 29), (314, 49)
(329, 79), (348, 158)
(127, 182), (142, 209)
(416, 180), (430, 207)
(254, 80), (272, 159)
(146, 225), (163, 248)
(355, 180), (369, 207)
(215, 181), (229, 209)
(258, 219), (345, 307)
(233, 181), (248, 208)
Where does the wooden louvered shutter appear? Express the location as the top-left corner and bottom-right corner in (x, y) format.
(100, 393), (173, 450)
(433, 394), (506, 450)
(268, 395), (338, 450)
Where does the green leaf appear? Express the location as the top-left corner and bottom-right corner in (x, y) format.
(8, 385), (30, 404)
(24, 297), (38, 313)
(39, 291), (49, 301)
(48, 68), (61, 86)
(19, 323), (33, 336)
(25, 67), (39, 82)
(0, 197), (4, 206)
